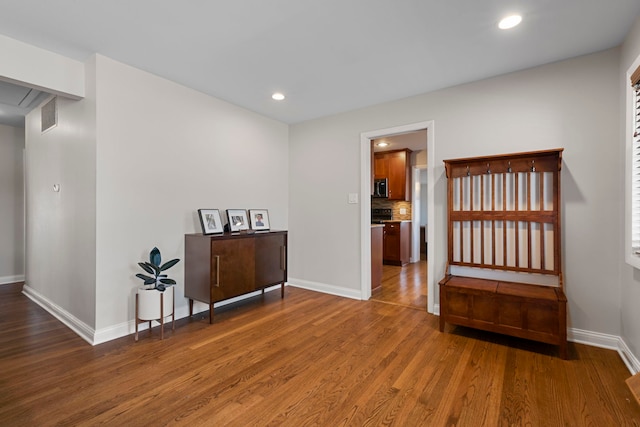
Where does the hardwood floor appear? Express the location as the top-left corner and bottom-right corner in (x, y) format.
(370, 259), (427, 310)
(1, 281), (640, 426)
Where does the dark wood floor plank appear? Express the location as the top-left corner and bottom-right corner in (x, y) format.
(371, 259), (427, 310)
(1, 281), (640, 426)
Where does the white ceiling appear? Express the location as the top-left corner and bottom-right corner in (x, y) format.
(0, 81), (48, 127)
(0, 0), (639, 127)
(373, 130), (427, 153)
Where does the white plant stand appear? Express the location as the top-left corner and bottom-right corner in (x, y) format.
(135, 286), (175, 341)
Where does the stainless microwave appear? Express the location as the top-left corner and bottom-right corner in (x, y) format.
(373, 178), (388, 198)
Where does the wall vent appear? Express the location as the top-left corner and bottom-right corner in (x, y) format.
(41, 96), (57, 133)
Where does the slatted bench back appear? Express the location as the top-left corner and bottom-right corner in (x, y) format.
(443, 149), (563, 285)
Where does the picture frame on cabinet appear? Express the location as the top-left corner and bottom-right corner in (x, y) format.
(198, 209), (224, 235)
(226, 209), (249, 232)
(249, 209), (270, 230)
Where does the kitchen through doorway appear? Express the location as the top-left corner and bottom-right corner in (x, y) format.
(368, 130), (428, 311)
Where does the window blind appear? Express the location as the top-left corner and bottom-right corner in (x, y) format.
(632, 69), (640, 252)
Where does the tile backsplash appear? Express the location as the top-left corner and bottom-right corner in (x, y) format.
(371, 199), (412, 220)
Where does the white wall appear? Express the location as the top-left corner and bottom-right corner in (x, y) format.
(22, 53), (289, 342)
(24, 55), (97, 329)
(0, 124), (25, 283)
(0, 33), (84, 99)
(620, 15), (640, 367)
(93, 55), (289, 335)
(289, 48), (621, 336)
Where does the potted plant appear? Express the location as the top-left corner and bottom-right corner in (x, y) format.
(134, 247), (180, 341)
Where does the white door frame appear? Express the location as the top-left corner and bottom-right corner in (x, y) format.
(410, 165), (427, 263)
(360, 120), (436, 313)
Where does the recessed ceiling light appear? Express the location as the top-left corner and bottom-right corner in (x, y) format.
(272, 93), (285, 101)
(376, 142), (389, 147)
(498, 15), (522, 30)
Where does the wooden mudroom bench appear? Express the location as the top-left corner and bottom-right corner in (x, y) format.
(439, 149), (568, 359)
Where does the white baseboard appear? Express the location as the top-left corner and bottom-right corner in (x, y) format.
(93, 284), (286, 344)
(0, 274), (25, 285)
(618, 336), (640, 374)
(18, 281), (640, 372)
(568, 328), (640, 374)
(22, 284), (96, 345)
(287, 277), (362, 300)
(568, 327), (620, 350)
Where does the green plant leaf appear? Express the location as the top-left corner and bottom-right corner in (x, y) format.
(150, 247), (161, 266)
(135, 273), (153, 282)
(160, 258), (180, 271)
(149, 263), (160, 276)
(156, 284), (166, 291)
(138, 262), (155, 275)
(144, 278), (156, 285)
(159, 278), (176, 285)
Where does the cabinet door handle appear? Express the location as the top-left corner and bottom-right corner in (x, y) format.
(213, 255), (220, 287)
(280, 246), (286, 271)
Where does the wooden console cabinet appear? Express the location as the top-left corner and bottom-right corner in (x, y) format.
(185, 231), (287, 323)
(439, 149), (567, 358)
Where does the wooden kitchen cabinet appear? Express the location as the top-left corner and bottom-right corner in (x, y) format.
(374, 149), (412, 201)
(371, 225), (384, 292)
(383, 221), (411, 266)
(374, 155), (389, 180)
(185, 231), (287, 323)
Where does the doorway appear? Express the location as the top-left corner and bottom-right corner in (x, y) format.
(359, 121), (435, 313)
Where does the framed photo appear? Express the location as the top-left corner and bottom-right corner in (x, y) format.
(198, 209), (224, 234)
(249, 209), (270, 230)
(226, 209), (249, 232)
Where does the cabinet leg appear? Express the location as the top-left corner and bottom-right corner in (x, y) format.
(209, 303), (214, 324)
(281, 283), (284, 299)
(439, 316), (445, 333)
(189, 299), (193, 317)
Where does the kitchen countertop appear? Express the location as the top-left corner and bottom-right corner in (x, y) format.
(371, 220), (411, 224)
(371, 223), (385, 228)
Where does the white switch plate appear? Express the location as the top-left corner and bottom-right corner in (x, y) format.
(348, 193), (359, 204)
(400, 208), (407, 214)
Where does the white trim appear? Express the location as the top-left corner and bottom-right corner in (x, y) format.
(433, 303), (440, 316)
(569, 328), (620, 351)
(359, 136), (373, 301)
(24, 283), (287, 345)
(360, 120), (436, 313)
(17, 281), (640, 372)
(94, 284), (286, 343)
(0, 274), (25, 285)
(22, 284), (95, 345)
(287, 278), (362, 300)
(568, 328), (640, 374)
(626, 53), (640, 270)
(618, 336), (640, 374)
(410, 166), (425, 263)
